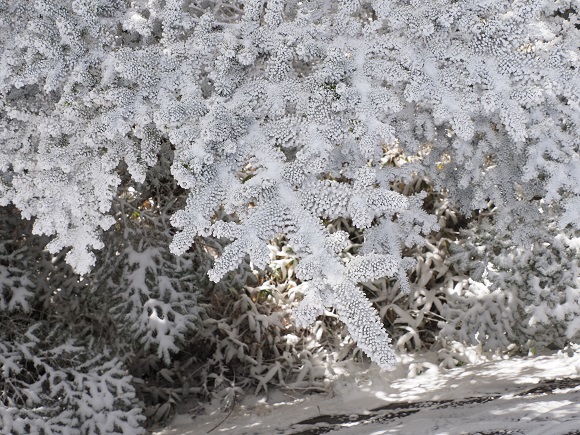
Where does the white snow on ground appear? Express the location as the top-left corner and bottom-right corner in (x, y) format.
(154, 350), (580, 435)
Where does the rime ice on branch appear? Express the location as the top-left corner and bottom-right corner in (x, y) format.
(1, 0), (579, 369)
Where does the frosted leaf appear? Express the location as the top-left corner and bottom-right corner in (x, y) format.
(294, 291), (325, 328)
(346, 254), (399, 282)
(295, 255), (322, 282)
(333, 280), (398, 371)
(325, 230), (350, 254)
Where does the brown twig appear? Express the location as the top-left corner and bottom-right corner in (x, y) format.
(207, 399), (236, 434)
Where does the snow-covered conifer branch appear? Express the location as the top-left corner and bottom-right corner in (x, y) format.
(2, 0), (579, 371)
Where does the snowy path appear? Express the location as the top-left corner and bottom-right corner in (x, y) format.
(291, 377), (580, 434)
(154, 351), (580, 435)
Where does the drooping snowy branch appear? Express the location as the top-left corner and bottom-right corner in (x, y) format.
(2, 0), (579, 369)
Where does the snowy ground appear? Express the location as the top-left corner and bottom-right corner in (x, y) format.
(153, 350), (580, 435)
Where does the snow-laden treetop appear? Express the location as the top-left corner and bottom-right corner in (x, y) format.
(1, 0), (579, 369)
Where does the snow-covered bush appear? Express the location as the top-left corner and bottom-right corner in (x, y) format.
(0, 324), (144, 435)
(145, 172), (458, 415)
(0, 206), (144, 434)
(0, 161), (457, 429)
(149, 238), (345, 417)
(441, 203), (580, 352)
(364, 191), (458, 353)
(1, 0), (579, 417)
(95, 149), (204, 365)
